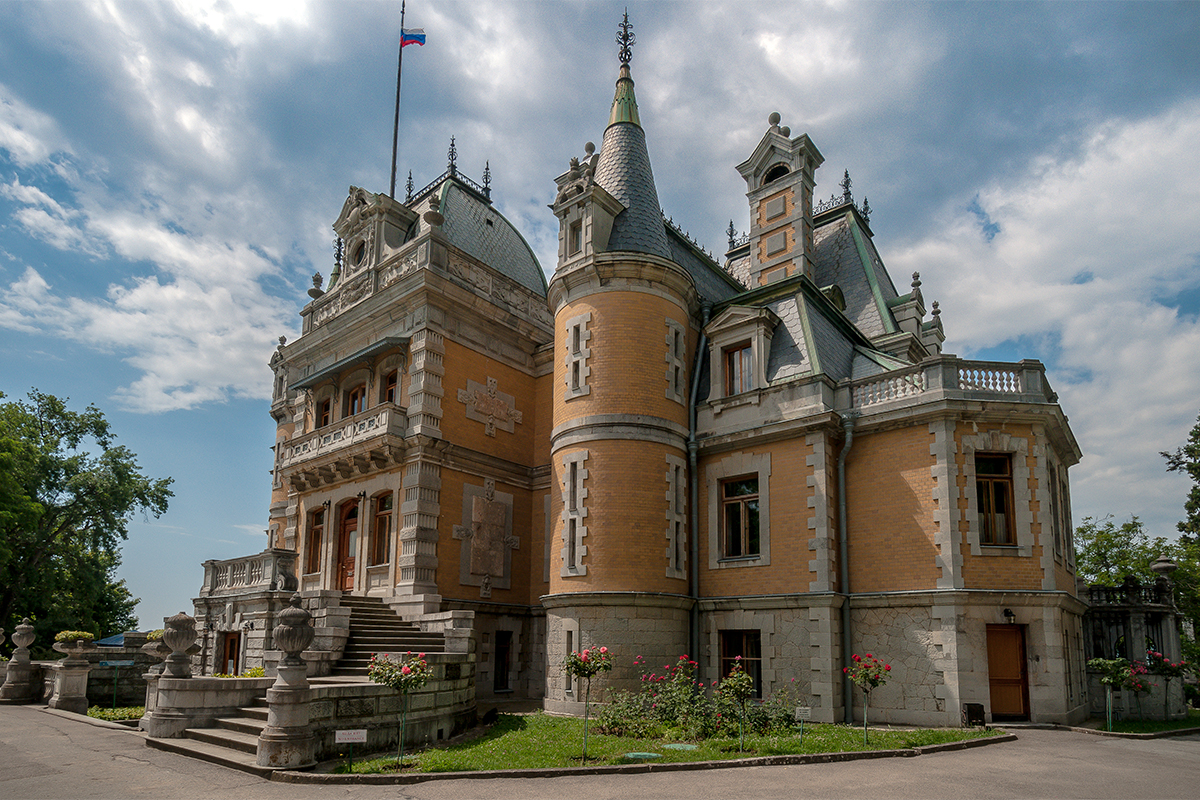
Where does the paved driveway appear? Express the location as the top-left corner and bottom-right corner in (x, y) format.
(1, 705), (1195, 800)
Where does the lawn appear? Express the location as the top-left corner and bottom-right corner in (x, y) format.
(1097, 708), (1200, 734)
(332, 712), (1002, 774)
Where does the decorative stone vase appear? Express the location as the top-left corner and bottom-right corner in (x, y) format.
(273, 593), (315, 667)
(0, 619), (39, 703)
(256, 593), (315, 769)
(162, 612), (197, 678)
(141, 640), (171, 676)
(10, 618), (35, 664)
(52, 638), (97, 665)
(48, 639), (95, 715)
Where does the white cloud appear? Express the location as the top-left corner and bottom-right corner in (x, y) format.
(889, 101), (1200, 537)
(0, 85), (71, 167)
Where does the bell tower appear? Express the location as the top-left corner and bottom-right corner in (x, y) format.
(735, 112), (824, 286)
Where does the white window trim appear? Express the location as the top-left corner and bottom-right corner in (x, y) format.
(706, 451), (771, 569)
(705, 306), (778, 401)
(664, 318), (687, 404)
(560, 449), (589, 576)
(564, 312), (592, 401)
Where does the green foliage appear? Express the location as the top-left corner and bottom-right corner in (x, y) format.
(0, 391), (172, 645)
(844, 653), (891, 690)
(367, 652), (431, 693)
(87, 705), (143, 721)
(1162, 412), (1200, 541)
(212, 666), (266, 678)
(332, 712), (1002, 774)
(146, 628), (164, 641)
(54, 630), (94, 642)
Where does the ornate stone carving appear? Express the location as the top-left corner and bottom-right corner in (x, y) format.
(162, 612), (197, 678)
(457, 377), (523, 437)
(273, 593), (314, 668)
(453, 478), (518, 598)
(379, 251), (420, 289)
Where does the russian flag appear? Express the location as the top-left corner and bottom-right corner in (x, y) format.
(401, 28), (426, 48)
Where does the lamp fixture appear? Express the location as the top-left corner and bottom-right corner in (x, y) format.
(1003, 608), (1016, 625)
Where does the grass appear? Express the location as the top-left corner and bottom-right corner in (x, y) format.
(1098, 707), (1200, 734)
(331, 713), (1002, 774)
(87, 705), (144, 721)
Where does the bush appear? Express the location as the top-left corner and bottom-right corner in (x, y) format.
(87, 706), (143, 721)
(146, 629), (164, 641)
(54, 630), (95, 642)
(212, 665), (266, 678)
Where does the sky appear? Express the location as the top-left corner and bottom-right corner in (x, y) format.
(1, 0), (1198, 631)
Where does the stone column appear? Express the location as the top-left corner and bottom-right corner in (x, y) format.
(256, 593), (315, 769)
(0, 618), (40, 703)
(48, 638), (96, 714)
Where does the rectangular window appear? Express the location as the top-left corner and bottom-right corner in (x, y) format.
(568, 220), (582, 256)
(317, 398), (331, 428)
(347, 384), (367, 416)
(1049, 465), (1063, 558)
(665, 320), (687, 403)
(721, 477), (760, 558)
(564, 313), (592, 400)
(719, 630), (762, 698)
(565, 630), (574, 694)
(561, 450), (588, 576)
(725, 344), (752, 395)
(384, 370), (398, 404)
(370, 495), (392, 565)
(305, 508), (325, 574)
(976, 454), (1015, 545)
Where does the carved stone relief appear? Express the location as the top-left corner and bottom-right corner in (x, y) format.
(452, 478), (517, 598)
(457, 377), (523, 437)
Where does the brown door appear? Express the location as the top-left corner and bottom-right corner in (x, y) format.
(987, 624), (1030, 720)
(338, 503), (359, 591)
(222, 631), (240, 675)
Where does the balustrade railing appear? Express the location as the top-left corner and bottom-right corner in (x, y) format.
(279, 404), (407, 469)
(841, 356), (1056, 411)
(200, 548), (298, 597)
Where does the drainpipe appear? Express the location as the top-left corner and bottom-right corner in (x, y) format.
(688, 304), (712, 678)
(838, 412), (857, 724)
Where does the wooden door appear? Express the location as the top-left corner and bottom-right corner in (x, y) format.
(222, 631), (240, 676)
(338, 503), (359, 591)
(987, 624), (1030, 720)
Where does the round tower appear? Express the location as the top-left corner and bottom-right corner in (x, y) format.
(543, 14), (698, 713)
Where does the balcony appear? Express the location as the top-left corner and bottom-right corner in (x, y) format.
(842, 356), (1058, 412)
(278, 403), (408, 490)
(199, 548), (298, 598)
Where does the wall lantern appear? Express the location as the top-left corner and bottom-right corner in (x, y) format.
(1003, 608), (1016, 625)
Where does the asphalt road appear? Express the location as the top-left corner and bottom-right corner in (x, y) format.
(1, 705), (1197, 800)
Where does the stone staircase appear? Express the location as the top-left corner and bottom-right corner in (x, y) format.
(145, 696), (272, 776)
(333, 594), (446, 676)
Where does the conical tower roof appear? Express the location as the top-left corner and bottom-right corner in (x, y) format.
(593, 15), (671, 259)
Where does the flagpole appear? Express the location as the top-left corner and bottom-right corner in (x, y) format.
(389, 0), (406, 199)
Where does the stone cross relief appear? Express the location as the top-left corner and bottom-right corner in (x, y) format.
(452, 478), (518, 598)
(457, 377), (523, 437)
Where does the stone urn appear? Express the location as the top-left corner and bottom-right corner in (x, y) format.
(52, 637), (97, 666)
(274, 593), (315, 668)
(0, 618), (39, 703)
(256, 593), (315, 769)
(10, 618), (35, 664)
(162, 612), (197, 679)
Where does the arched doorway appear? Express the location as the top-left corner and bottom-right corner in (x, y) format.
(337, 501), (359, 592)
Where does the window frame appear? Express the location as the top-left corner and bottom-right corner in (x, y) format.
(976, 453), (1015, 546)
(724, 342), (753, 396)
(719, 629), (763, 699)
(346, 383), (367, 417)
(383, 370), (399, 404)
(370, 493), (393, 566)
(304, 508), (325, 575)
(720, 476), (761, 559)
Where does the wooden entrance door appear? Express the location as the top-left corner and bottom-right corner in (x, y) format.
(987, 624), (1030, 720)
(222, 631), (240, 676)
(338, 503), (359, 591)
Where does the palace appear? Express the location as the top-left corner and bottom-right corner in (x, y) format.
(195, 21), (1087, 726)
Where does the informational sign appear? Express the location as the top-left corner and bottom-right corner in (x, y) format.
(794, 706), (812, 721)
(99, 660), (136, 667)
(335, 729), (367, 744)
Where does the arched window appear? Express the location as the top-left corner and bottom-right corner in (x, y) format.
(763, 164), (790, 184)
(383, 370), (399, 404)
(347, 384), (367, 416)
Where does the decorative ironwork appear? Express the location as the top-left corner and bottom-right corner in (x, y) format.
(405, 170), (414, 203)
(447, 136), (458, 175)
(617, 10), (635, 65)
(860, 197), (871, 224)
(482, 160), (492, 200)
(411, 167), (493, 207)
(839, 169), (853, 203)
(333, 237), (343, 270)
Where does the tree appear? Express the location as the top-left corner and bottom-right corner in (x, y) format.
(0, 390), (172, 649)
(1162, 412), (1200, 542)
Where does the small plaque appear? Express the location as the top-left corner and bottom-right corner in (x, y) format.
(335, 729), (368, 744)
(794, 706), (812, 721)
(99, 660), (136, 667)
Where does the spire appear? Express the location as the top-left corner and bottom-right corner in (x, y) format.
(593, 11), (670, 259)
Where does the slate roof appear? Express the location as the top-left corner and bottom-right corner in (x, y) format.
(811, 211), (897, 340)
(594, 122), (672, 258)
(665, 226), (742, 305)
(434, 181), (547, 296)
(764, 295), (811, 383)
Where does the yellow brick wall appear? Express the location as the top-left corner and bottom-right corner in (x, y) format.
(553, 292), (690, 431)
(439, 339), (539, 467)
(954, 423), (1044, 591)
(549, 438), (687, 596)
(845, 426), (941, 592)
(756, 187), (794, 229)
(697, 440), (817, 597)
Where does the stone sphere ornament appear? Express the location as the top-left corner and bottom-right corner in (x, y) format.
(273, 593), (314, 668)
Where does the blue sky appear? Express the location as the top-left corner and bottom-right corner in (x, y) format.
(2, 0), (1199, 630)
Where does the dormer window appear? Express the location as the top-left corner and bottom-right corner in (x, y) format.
(706, 306), (779, 402)
(725, 343), (753, 395)
(568, 220), (583, 256)
(764, 164), (790, 184)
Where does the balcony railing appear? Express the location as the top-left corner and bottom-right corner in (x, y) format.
(279, 404), (408, 471)
(200, 548), (298, 597)
(843, 356), (1057, 412)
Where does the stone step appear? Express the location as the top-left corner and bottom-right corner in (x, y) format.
(146, 735), (273, 778)
(216, 716), (267, 736)
(238, 706), (269, 721)
(185, 725), (260, 755)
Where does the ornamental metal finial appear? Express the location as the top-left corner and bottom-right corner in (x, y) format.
(860, 196), (871, 223)
(333, 238), (343, 269)
(617, 9), (635, 65)
(727, 219), (737, 248)
(840, 169), (853, 203)
(405, 170), (414, 203)
(447, 136), (458, 175)
(483, 160), (492, 200)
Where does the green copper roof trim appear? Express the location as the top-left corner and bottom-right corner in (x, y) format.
(796, 294), (823, 377)
(848, 215), (898, 334)
(608, 64), (642, 128)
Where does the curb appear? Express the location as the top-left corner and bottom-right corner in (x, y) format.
(994, 722), (1200, 740)
(38, 705), (146, 734)
(268, 733), (1018, 785)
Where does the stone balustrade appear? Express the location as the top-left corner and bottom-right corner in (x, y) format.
(840, 356), (1057, 412)
(278, 404), (407, 472)
(199, 548), (299, 598)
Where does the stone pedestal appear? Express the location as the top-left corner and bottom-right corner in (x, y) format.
(48, 642), (95, 715)
(0, 618), (39, 703)
(255, 663), (315, 768)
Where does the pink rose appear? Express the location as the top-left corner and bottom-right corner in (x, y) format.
(865, 653), (872, 658)
(401, 665), (411, 675)
(885, 664), (891, 671)
(599, 647), (608, 654)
